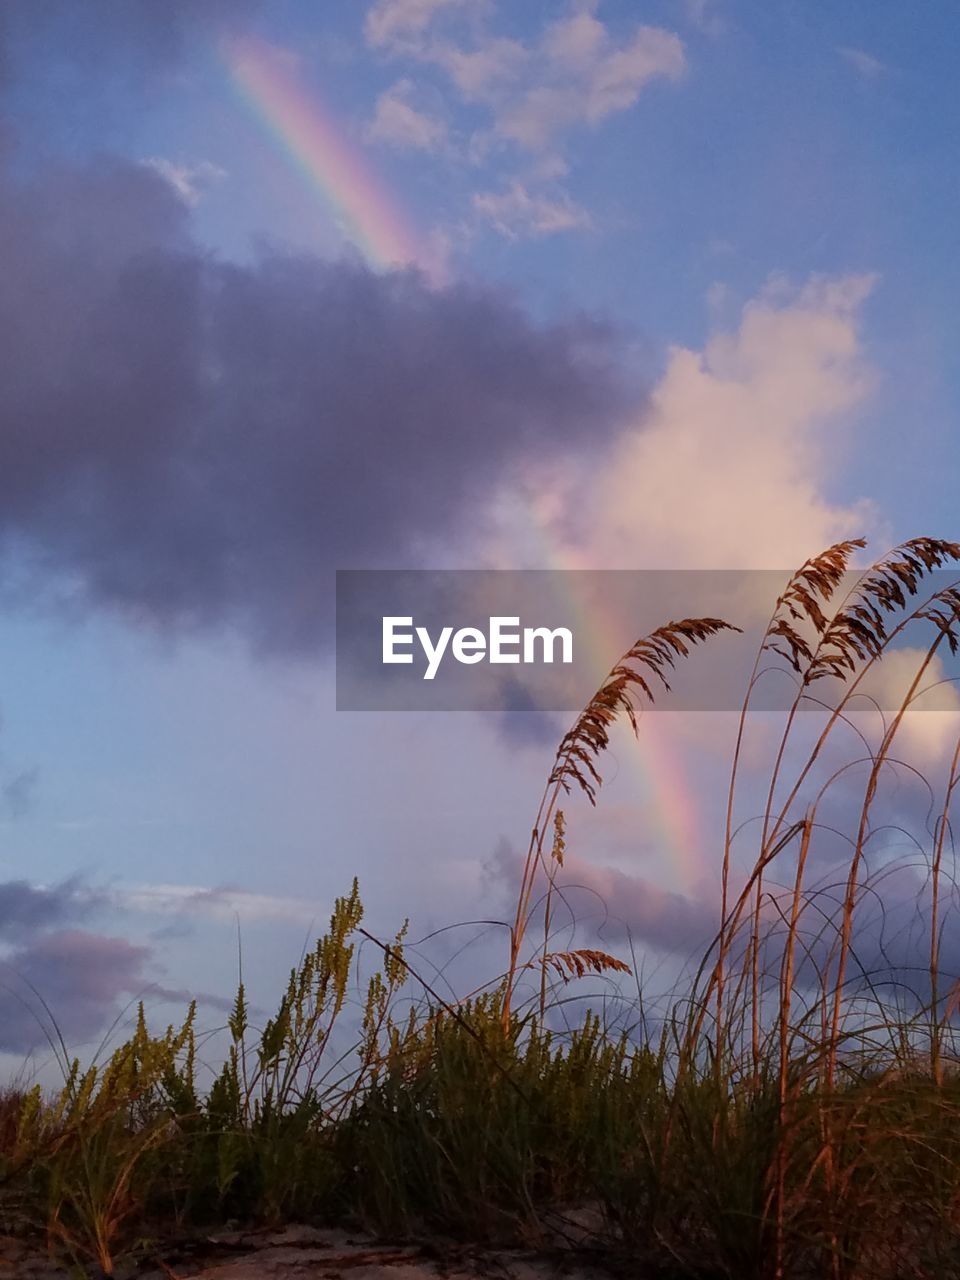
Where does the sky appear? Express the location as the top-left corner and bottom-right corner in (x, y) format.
(0, 0), (959, 1075)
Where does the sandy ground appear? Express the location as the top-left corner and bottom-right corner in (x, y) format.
(1, 1225), (619, 1279)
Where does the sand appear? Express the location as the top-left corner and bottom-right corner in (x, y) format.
(1, 1224), (618, 1279)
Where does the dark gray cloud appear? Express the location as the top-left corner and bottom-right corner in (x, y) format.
(0, 878), (151, 1053)
(0, 929), (152, 1053)
(558, 856), (720, 954)
(484, 838), (720, 959)
(0, 876), (96, 938)
(781, 857), (960, 1005)
(592, 852), (960, 1004)
(0, 879), (234, 1051)
(0, 158), (627, 652)
(484, 820), (960, 1019)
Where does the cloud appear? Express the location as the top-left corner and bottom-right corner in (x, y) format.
(837, 46), (886, 78)
(0, 156), (627, 652)
(542, 274), (880, 571)
(119, 882), (327, 927)
(560, 857), (719, 951)
(365, 0), (467, 52)
(753, 857), (960, 1009)
(0, 877), (99, 938)
(484, 836), (717, 959)
(469, 274), (948, 994)
(498, 839), (960, 1005)
(473, 181), (593, 239)
(365, 1), (684, 242)
(0, 877), (238, 1050)
(367, 79), (449, 151)
(682, 0), (725, 37)
(474, 273), (882, 759)
(366, 0), (684, 157)
(0, 930), (159, 1053)
(852, 647), (960, 770)
(434, 37), (528, 101)
(494, 11), (684, 151)
(0, 878), (159, 1052)
(484, 785), (960, 1000)
(143, 158), (226, 207)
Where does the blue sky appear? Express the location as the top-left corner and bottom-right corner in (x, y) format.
(0, 0), (958, 1074)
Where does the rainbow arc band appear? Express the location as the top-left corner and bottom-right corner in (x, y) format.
(225, 35), (427, 272)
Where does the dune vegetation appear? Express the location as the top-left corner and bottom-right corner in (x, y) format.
(4, 537), (960, 1278)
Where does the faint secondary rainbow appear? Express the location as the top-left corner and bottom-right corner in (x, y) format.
(223, 35), (430, 274)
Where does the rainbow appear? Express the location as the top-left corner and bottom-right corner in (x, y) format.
(223, 35), (432, 275)
(560, 583), (706, 896)
(508, 494), (707, 896)
(222, 36), (700, 893)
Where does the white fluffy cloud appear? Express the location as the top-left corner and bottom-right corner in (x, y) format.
(855, 647), (960, 769)
(477, 273), (960, 954)
(496, 9), (685, 150)
(473, 180), (593, 238)
(142, 157), (225, 206)
(365, 0), (466, 51)
(560, 273), (881, 570)
(364, 0), (685, 228)
(367, 79), (449, 150)
(371, 2), (684, 154)
(481, 274), (887, 789)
